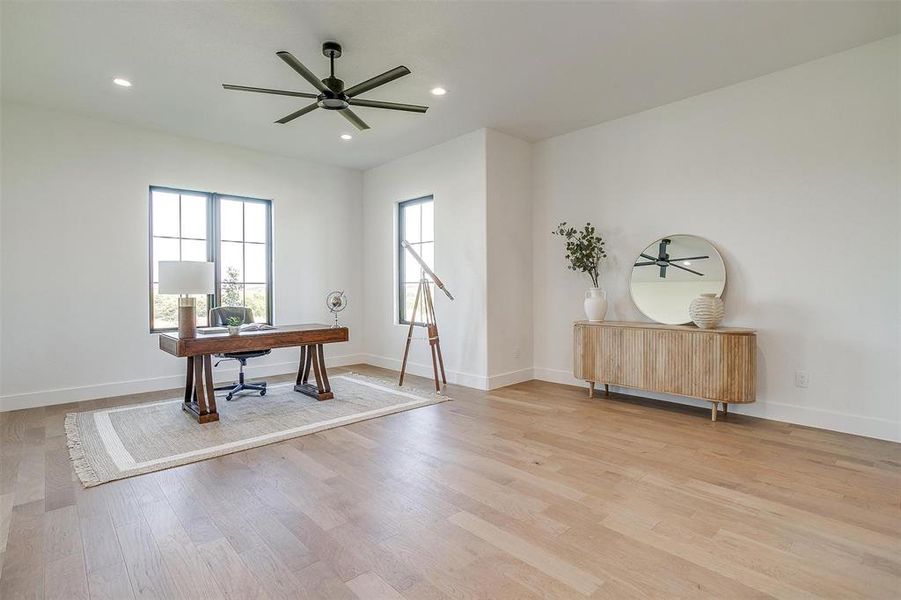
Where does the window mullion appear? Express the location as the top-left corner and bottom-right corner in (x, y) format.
(211, 193), (220, 311)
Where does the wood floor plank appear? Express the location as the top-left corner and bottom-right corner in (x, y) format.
(0, 493), (14, 553)
(346, 572), (405, 600)
(196, 536), (271, 600)
(448, 510), (604, 596)
(116, 517), (181, 599)
(141, 498), (227, 600)
(80, 513), (125, 575)
(43, 445), (75, 511)
(87, 561), (136, 600)
(0, 365), (898, 599)
(13, 443), (45, 507)
(0, 500), (45, 599)
(44, 552), (89, 600)
(43, 504), (82, 564)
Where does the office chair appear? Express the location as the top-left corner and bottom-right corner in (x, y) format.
(209, 306), (271, 401)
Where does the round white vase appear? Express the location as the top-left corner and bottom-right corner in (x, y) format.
(689, 293), (725, 329)
(584, 288), (608, 322)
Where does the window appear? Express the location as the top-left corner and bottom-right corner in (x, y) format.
(397, 195), (434, 324)
(217, 196), (272, 324)
(149, 187), (272, 332)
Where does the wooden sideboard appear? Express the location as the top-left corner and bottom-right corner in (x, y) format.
(573, 321), (756, 421)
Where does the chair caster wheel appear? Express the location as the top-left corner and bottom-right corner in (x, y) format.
(225, 394), (233, 401)
(260, 389), (266, 397)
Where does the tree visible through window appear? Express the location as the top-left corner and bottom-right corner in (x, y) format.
(149, 187), (272, 331)
(398, 196), (434, 324)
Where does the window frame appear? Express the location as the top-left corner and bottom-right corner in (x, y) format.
(397, 195), (434, 326)
(148, 186), (273, 333)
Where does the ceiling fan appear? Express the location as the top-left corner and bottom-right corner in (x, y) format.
(222, 41), (428, 131)
(634, 238), (709, 278)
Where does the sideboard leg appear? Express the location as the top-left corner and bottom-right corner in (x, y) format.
(588, 382), (595, 398)
(723, 403), (728, 418)
(604, 384), (610, 397)
(711, 402), (718, 422)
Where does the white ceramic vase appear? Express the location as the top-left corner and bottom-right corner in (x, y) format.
(584, 288), (608, 322)
(689, 293), (725, 329)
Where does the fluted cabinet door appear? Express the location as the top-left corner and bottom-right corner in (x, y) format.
(574, 321), (756, 404)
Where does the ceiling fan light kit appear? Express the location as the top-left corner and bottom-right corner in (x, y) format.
(223, 42), (429, 131)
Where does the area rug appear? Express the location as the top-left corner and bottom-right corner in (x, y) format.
(65, 374), (448, 487)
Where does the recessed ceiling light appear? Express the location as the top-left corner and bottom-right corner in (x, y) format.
(340, 133), (352, 140)
(683, 261), (692, 266)
(430, 87), (447, 96)
(113, 78), (132, 87)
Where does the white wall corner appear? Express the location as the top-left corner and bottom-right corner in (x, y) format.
(487, 368), (535, 390)
(363, 354), (490, 390)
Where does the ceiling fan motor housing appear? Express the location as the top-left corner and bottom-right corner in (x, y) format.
(318, 87), (349, 110)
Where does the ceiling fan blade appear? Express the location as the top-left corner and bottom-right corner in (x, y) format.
(344, 66), (410, 97)
(633, 261), (656, 267)
(276, 51), (328, 93)
(669, 255), (710, 262)
(639, 253), (658, 262)
(668, 262), (705, 276)
(348, 98), (428, 113)
(223, 84), (318, 99)
(339, 108), (370, 130)
(275, 102), (319, 124)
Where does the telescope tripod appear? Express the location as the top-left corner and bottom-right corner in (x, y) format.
(399, 277), (447, 392)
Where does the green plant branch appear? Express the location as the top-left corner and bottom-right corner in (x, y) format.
(552, 221), (607, 288)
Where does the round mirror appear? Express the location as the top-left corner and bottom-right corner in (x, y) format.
(630, 234), (725, 325)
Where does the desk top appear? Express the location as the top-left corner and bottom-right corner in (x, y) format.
(159, 324), (349, 357)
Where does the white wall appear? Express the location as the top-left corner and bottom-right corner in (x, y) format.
(0, 102), (364, 410)
(532, 36), (900, 441)
(3, 37), (898, 444)
(486, 129), (533, 387)
(362, 129), (490, 388)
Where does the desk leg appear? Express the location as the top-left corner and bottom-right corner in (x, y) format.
(184, 356), (195, 405)
(182, 354), (220, 423)
(294, 344), (334, 401)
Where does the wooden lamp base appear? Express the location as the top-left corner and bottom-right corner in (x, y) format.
(177, 297), (197, 339)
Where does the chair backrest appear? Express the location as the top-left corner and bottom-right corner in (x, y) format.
(209, 306), (254, 326)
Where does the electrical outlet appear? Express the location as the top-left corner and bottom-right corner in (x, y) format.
(795, 370), (810, 388)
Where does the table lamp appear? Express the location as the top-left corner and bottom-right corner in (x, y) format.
(158, 261), (215, 338)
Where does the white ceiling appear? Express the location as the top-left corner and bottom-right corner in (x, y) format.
(2, 1), (898, 170)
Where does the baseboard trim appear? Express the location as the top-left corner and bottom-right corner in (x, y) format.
(487, 368), (534, 390)
(0, 354), (367, 412)
(5, 358), (897, 442)
(362, 354), (490, 390)
(532, 366), (901, 443)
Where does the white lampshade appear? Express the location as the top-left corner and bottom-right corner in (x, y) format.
(158, 261), (214, 295)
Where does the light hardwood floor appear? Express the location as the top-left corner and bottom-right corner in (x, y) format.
(1, 365), (899, 599)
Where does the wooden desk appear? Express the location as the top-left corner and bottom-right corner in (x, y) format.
(159, 324), (349, 423)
